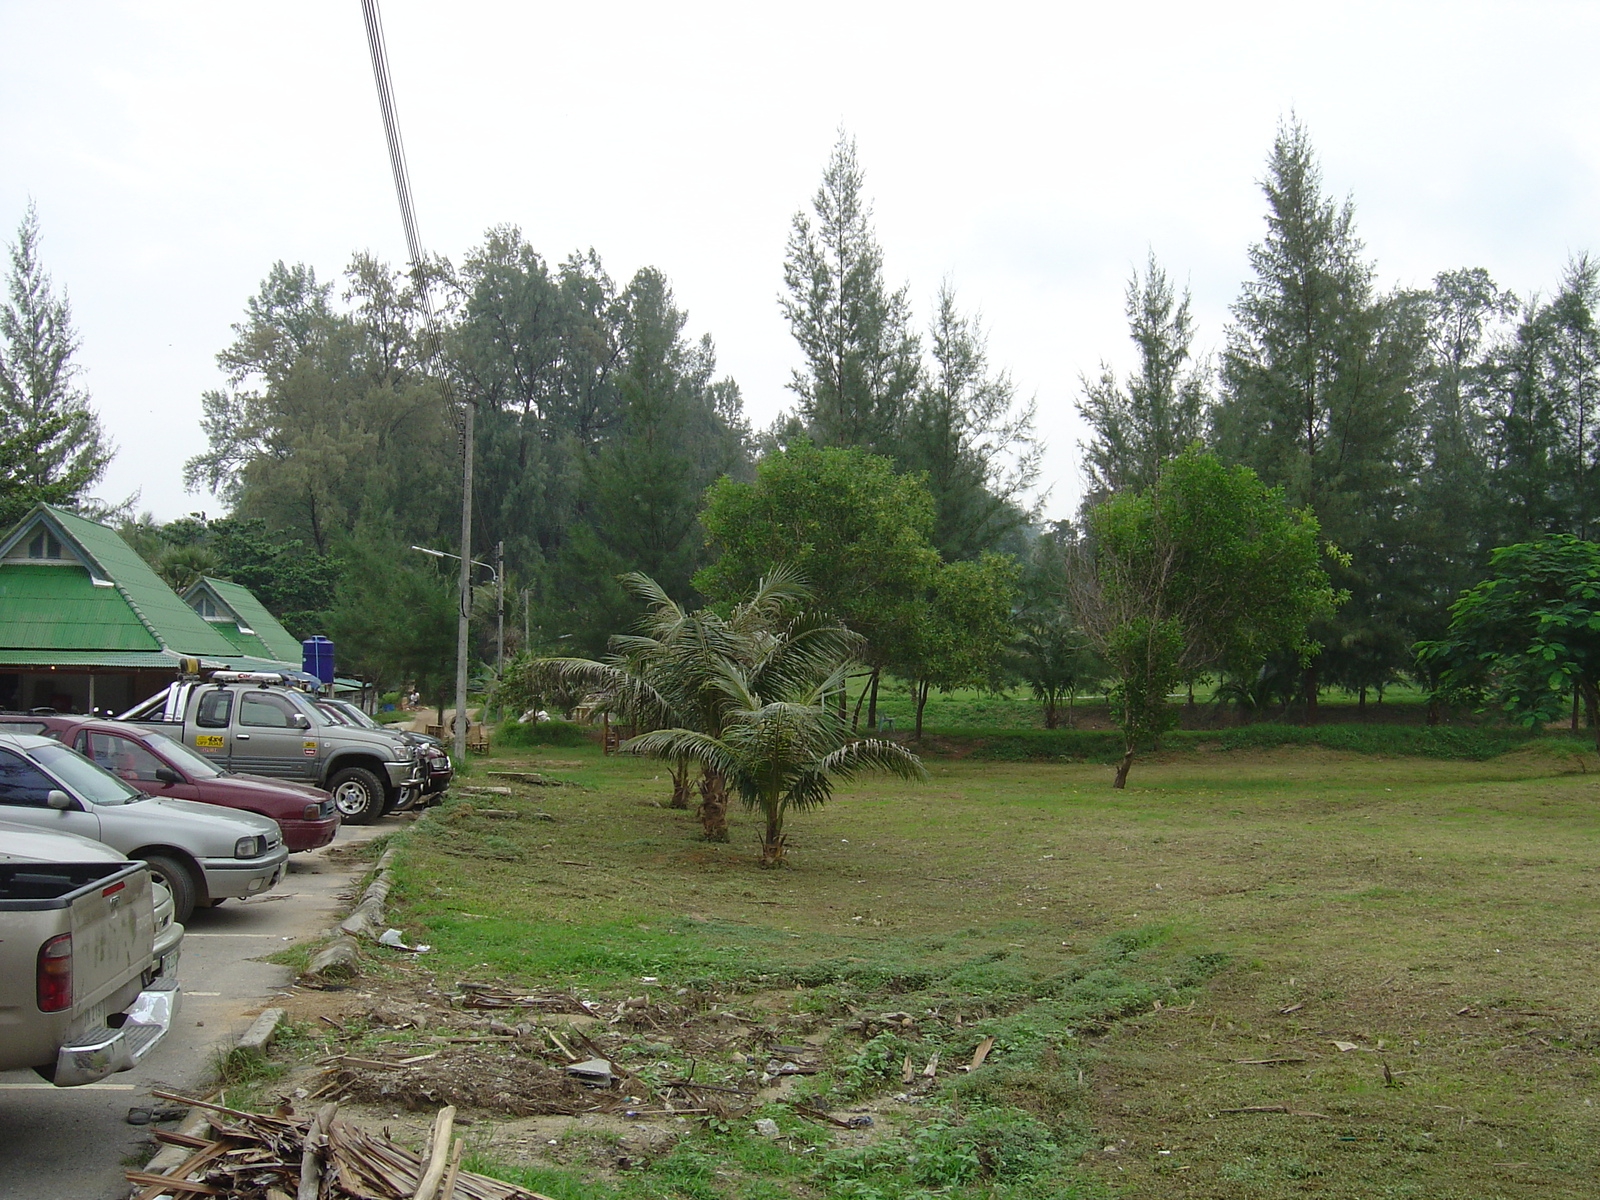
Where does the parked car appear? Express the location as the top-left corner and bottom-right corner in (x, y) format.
(118, 674), (427, 824)
(314, 699), (453, 800)
(0, 732), (287, 923)
(0, 715), (340, 853)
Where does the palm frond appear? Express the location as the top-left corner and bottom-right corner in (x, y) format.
(815, 738), (928, 784)
(623, 728), (741, 782)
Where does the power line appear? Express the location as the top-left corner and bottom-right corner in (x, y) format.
(359, 0), (478, 760)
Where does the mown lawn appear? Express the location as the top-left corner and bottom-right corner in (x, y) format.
(376, 737), (1600, 1199)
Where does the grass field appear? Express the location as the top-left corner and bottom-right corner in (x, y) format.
(369, 735), (1600, 1198)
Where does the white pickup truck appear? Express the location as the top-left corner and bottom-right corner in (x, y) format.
(0, 824), (182, 1086)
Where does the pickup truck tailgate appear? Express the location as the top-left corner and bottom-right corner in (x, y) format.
(0, 862), (155, 1069)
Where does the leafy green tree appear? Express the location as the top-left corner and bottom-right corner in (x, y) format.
(1077, 251), (1210, 503)
(697, 441), (941, 725)
(1074, 448), (1336, 787)
(1405, 267), (1521, 682)
(205, 516), (340, 636)
(780, 132), (919, 455)
(895, 554), (1019, 738)
(900, 283), (1039, 560)
(1542, 258), (1600, 540)
(323, 530), (456, 712)
(0, 203), (113, 527)
(1212, 118), (1425, 715)
(1416, 535), (1600, 751)
(186, 257), (459, 554)
(551, 267), (750, 646)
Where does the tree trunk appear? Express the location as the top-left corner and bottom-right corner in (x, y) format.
(1112, 743), (1135, 789)
(668, 758), (692, 809)
(1044, 693), (1058, 729)
(1302, 665), (1319, 725)
(759, 802), (785, 868)
(850, 673), (868, 732)
(866, 668), (881, 729)
(1357, 686), (1366, 714)
(1582, 679), (1600, 755)
(696, 771), (729, 842)
(913, 680), (930, 739)
(1572, 689), (1581, 732)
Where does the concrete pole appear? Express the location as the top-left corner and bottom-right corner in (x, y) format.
(453, 402), (474, 761)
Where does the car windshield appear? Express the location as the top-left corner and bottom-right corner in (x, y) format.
(32, 742), (145, 805)
(147, 731), (223, 779)
(332, 703), (381, 730)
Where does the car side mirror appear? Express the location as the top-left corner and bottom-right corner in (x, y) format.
(154, 767), (182, 785)
(293, 712), (311, 729)
(46, 790), (73, 811)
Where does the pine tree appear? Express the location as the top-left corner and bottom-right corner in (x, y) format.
(0, 203), (112, 526)
(901, 282), (1039, 560)
(780, 133), (919, 454)
(1213, 118), (1426, 715)
(1078, 251), (1210, 503)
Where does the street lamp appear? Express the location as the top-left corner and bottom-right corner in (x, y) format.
(411, 541), (505, 696)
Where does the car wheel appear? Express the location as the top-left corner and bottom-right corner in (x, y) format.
(140, 852), (199, 925)
(329, 766), (386, 824)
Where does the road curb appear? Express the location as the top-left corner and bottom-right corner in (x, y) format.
(306, 843), (401, 980)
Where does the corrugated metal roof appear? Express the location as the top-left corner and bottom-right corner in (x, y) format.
(188, 576), (304, 663)
(208, 619), (275, 659)
(0, 563), (162, 650)
(0, 649), (192, 668)
(22, 507), (240, 658)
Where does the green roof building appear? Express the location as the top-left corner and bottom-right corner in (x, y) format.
(182, 575), (304, 664)
(0, 504), (301, 714)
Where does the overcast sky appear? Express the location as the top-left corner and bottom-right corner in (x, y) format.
(2, 1), (1597, 525)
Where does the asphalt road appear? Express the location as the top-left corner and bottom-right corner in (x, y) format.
(0, 822), (390, 1200)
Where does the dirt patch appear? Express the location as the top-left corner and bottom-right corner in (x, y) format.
(263, 972), (924, 1182)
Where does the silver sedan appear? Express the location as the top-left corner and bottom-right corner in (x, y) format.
(0, 733), (287, 922)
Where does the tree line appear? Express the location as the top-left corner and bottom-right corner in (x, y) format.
(5, 119), (1598, 749)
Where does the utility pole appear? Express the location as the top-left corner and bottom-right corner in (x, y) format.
(495, 539), (505, 679)
(361, 0), (474, 761)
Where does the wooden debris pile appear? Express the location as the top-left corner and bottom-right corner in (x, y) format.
(126, 1092), (552, 1200)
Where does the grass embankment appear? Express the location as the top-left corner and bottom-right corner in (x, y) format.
(369, 736), (1600, 1199)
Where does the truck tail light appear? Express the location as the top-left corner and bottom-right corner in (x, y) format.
(37, 933), (72, 1012)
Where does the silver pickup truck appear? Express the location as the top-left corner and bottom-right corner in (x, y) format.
(0, 825), (182, 1086)
(120, 673), (427, 824)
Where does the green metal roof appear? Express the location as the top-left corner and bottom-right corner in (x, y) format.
(0, 649), (200, 669)
(184, 576), (304, 663)
(0, 563), (161, 651)
(0, 506), (241, 659)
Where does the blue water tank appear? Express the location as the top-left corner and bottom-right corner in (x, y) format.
(302, 636), (335, 685)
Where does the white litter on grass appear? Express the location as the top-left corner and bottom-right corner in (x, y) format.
(377, 928), (432, 952)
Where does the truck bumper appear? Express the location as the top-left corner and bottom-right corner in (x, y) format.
(53, 975), (181, 1087)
